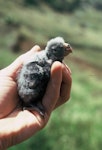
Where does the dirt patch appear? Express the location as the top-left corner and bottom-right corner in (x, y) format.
(11, 34), (34, 53)
(69, 57), (102, 78)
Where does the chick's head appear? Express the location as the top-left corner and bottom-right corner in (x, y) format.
(45, 37), (72, 61)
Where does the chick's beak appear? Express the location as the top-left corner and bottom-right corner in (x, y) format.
(63, 43), (73, 56)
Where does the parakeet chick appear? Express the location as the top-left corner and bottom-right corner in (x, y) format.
(17, 37), (72, 116)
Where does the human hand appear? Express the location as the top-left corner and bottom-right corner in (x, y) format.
(0, 45), (72, 150)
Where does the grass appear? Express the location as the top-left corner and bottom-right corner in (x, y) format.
(0, 0), (102, 49)
(0, 49), (19, 69)
(0, 0), (102, 150)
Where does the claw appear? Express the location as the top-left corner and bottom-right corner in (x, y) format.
(23, 102), (45, 117)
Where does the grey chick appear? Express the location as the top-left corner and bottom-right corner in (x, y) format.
(17, 37), (72, 116)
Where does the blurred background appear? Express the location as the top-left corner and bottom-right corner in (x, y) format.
(0, 0), (102, 149)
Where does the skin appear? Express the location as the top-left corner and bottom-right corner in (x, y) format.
(0, 45), (72, 150)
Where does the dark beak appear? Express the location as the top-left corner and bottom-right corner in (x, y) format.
(63, 43), (73, 56)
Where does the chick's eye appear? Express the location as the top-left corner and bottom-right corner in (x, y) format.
(54, 48), (57, 52)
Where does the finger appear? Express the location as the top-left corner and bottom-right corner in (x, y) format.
(0, 45), (41, 78)
(29, 45), (41, 53)
(54, 64), (72, 108)
(42, 61), (62, 115)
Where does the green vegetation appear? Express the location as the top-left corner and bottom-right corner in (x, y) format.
(0, 0), (102, 150)
(24, 0), (102, 12)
